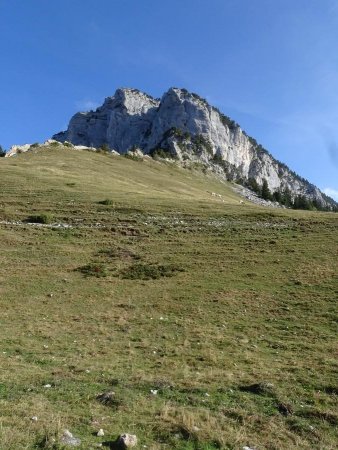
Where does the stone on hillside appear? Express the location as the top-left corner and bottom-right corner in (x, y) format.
(126, 148), (144, 158)
(60, 429), (81, 447)
(96, 391), (115, 403)
(240, 381), (275, 396)
(116, 433), (138, 448)
(5, 143), (32, 157)
(277, 402), (293, 416)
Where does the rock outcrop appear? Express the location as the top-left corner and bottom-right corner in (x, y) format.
(5, 140), (98, 157)
(54, 88), (159, 151)
(53, 87), (335, 209)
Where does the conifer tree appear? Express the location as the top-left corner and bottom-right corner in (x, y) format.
(261, 179), (272, 200)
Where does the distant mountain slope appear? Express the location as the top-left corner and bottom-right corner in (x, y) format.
(53, 87), (336, 210)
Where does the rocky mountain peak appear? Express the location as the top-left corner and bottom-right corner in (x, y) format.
(52, 87), (337, 210)
(103, 88), (159, 115)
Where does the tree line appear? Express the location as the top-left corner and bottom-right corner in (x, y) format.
(247, 177), (336, 211)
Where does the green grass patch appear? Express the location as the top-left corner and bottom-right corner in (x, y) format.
(0, 146), (337, 449)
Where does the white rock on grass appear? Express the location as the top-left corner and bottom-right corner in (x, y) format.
(97, 428), (104, 437)
(60, 429), (81, 447)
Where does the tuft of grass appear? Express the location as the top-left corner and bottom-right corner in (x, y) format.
(98, 198), (114, 206)
(120, 262), (184, 280)
(76, 262), (108, 278)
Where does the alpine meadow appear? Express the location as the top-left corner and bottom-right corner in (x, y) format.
(0, 145), (337, 449)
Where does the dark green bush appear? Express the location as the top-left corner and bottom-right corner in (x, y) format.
(26, 213), (53, 224)
(150, 147), (178, 160)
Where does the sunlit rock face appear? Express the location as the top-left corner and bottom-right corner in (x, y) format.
(54, 88), (159, 151)
(53, 87), (331, 207)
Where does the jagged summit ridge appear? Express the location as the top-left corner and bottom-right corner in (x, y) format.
(53, 87), (336, 209)
(53, 88), (159, 152)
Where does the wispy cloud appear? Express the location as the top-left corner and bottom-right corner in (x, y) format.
(75, 99), (100, 111)
(323, 187), (338, 200)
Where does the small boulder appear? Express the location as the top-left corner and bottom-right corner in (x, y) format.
(96, 391), (119, 408)
(277, 402), (293, 416)
(60, 429), (81, 447)
(126, 148), (143, 159)
(116, 433), (137, 448)
(240, 381), (275, 396)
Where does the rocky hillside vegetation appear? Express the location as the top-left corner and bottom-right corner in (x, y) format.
(52, 87), (337, 211)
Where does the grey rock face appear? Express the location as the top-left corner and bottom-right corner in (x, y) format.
(53, 87), (335, 208)
(54, 88), (159, 151)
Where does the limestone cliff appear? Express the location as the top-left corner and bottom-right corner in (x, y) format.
(53, 87), (336, 209)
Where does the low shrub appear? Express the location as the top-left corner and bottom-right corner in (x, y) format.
(26, 213), (53, 224)
(77, 263), (108, 278)
(124, 153), (143, 161)
(98, 199), (114, 206)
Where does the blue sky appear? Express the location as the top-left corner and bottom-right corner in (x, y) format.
(1, 0), (338, 199)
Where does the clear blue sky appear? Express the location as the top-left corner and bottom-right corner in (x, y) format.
(1, 0), (338, 199)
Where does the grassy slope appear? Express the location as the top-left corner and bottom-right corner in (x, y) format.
(0, 146), (337, 450)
